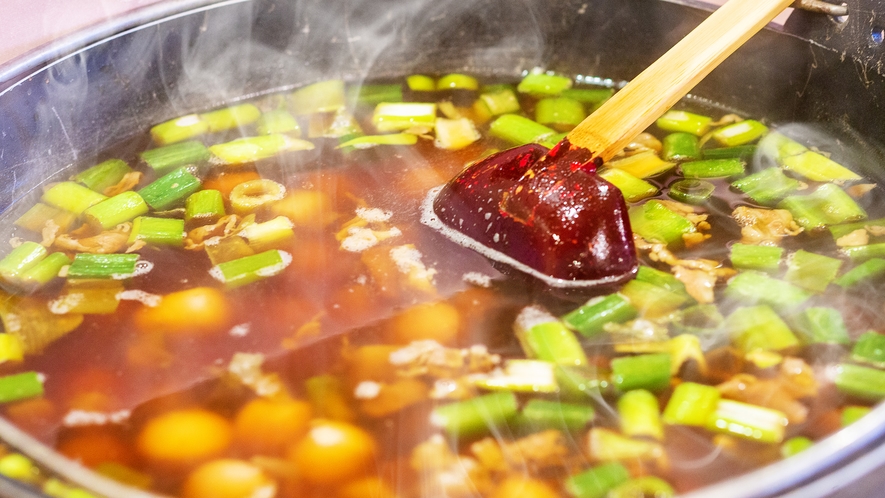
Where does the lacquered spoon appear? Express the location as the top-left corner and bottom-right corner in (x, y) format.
(422, 0), (795, 289)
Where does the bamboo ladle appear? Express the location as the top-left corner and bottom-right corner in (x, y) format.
(424, 0), (795, 288)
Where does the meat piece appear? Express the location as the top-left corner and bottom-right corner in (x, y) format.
(54, 223), (132, 254)
(732, 206), (802, 245)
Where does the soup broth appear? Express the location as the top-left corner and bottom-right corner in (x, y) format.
(0, 72), (882, 497)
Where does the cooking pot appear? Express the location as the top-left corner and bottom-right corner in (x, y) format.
(1, 0), (885, 496)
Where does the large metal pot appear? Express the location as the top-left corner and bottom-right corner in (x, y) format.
(2, 0), (885, 496)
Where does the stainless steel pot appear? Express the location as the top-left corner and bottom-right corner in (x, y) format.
(1, 1), (885, 496)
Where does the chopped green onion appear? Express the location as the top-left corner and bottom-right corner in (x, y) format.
(842, 406), (871, 426)
(138, 168), (203, 211)
(668, 179), (715, 204)
(851, 331), (885, 368)
(610, 353), (671, 393)
(517, 72), (572, 96)
(473, 359), (557, 393)
(406, 75), (435, 92)
(836, 258), (885, 288)
(535, 97), (585, 130)
(729, 243), (783, 272)
(255, 108), (301, 136)
(662, 381), (720, 426)
(656, 110), (712, 136)
(348, 84), (403, 106)
(67, 253), (141, 280)
(204, 236), (254, 266)
(237, 216), (295, 252)
(789, 307), (850, 345)
(681, 158), (745, 178)
(0, 372), (44, 404)
(703, 145), (757, 160)
(430, 391), (518, 439)
(518, 399), (594, 433)
(555, 366), (610, 401)
(705, 399), (787, 443)
(588, 427), (665, 461)
(73, 159), (133, 193)
(843, 243), (885, 263)
(833, 363), (885, 402)
(628, 200), (696, 248)
(620, 279), (689, 318)
(830, 217), (885, 241)
(560, 87), (614, 106)
(291, 80), (346, 115)
(731, 167), (802, 206)
(598, 168), (659, 202)
(606, 150), (675, 178)
(781, 436), (813, 458)
(488, 114), (556, 146)
(371, 103), (437, 133)
(477, 88), (521, 115)
(635, 265), (690, 296)
(128, 217), (185, 247)
(200, 103), (261, 133)
(185, 189), (226, 227)
(725, 305), (799, 353)
(437, 73), (479, 90)
(762, 133), (862, 182)
(564, 462), (630, 498)
(784, 250), (842, 292)
(14, 203), (77, 233)
(18, 253), (71, 290)
(434, 118), (481, 150)
(562, 293), (637, 337)
(209, 249), (291, 288)
(337, 133), (418, 150)
(209, 134), (315, 165)
(724, 271), (812, 308)
(150, 114), (209, 145)
(711, 119), (768, 146)
(618, 389), (663, 440)
(662, 132), (701, 161)
(49, 280), (124, 315)
(83, 191), (150, 231)
(41, 182), (107, 214)
(608, 477), (675, 498)
(140, 141), (210, 174)
(0, 242), (47, 282)
(515, 307), (589, 368)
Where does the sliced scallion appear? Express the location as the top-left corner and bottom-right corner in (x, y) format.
(564, 462), (630, 498)
(517, 72), (572, 96)
(73, 159), (133, 193)
(784, 250), (842, 292)
(49, 280), (124, 315)
(434, 118), (481, 150)
(662, 132), (700, 161)
(237, 216), (295, 252)
(705, 399), (788, 443)
(18, 253), (71, 291)
(562, 293), (637, 337)
(598, 168), (658, 202)
(150, 114), (209, 145)
(67, 254), (140, 280)
(789, 307), (850, 345)
(348, 84), (403, 106)
(851, 331), (885, 368)
(14, 203), (77, 233)
(140, 141), (210, 174)
(618, 389), (664, 440)
(41, 182), (107, 215)
(255, 109), (301, 136)
(83, 191), (150, 231)
(429, 391), (518, 439)
(607, 150), (675, 178)
(703, 145), (757, 161)
(437, 73), (479, 91)
(834, 363), (885, 402)
(662, 381), (720, 426)
(515, 306), (588, 368)
(519, 399), (594, 433)
(610, 353), (671, 393)
(200, 103), (261, 132)
(711, 119), (768, 146)
(371, 103), (437, 133)
(0, 372), (44, 404)
(185, 189), (226, 227)
(0, 242), (47, 283)
(668, 179), (715, 205)
(725, 305), (799, 353)
(608, 477), (675, 498)
(778, 183), (867, 230)
(729, 243), (783, 272)
(656, 110), (712, 136)
(473, 359), (557, 393)
(724, 271), (812, 308)
(628, 200), (696, 248)
(338, 133), (418, 150)
(731, 167), (801, 206)
(836, 258), (885, 288)
(405, 75), (435, 92)
(291, 80), (346, 115)
(209, 249), (291, 288)
(488, 114), (556, 146)
(477, 88), (521, 116)
(781, 436), (813, 458)
(681, 158), (745, 178)
(535, 97), (585, 130)
(762, 132), (861, 182)
(229, 179), (286, 215)
(209, 134), (315, 165)
(128, 217), (185, 247)
(138, 168), (202, 211)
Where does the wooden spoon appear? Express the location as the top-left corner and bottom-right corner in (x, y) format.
(571, 0), (795, 162)
(424, 0), (795, 288)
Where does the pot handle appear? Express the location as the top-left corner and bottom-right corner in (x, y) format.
(783, 0), (885, 68)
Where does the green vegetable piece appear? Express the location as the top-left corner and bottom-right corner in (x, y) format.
(711, 119), (768, 146)
(781, 436), (814, 458)
(842, 406), (872, 427)
(608, 477), (675, 498)
(618, 389), (663, 440)
(517, 72), (573, 96)
(291, 80), (346, 115)
(784, 250), (842, 292)
(434, 118), (481, 151)
(620, 280), (689, 318)
(668, 179), (715, 205)
(337, 133), (418, 149)
(851, 331), (885, 368)
(560, 87), (614, 106)
(761, 132), (861, 182)
(430, 391), (518, 439)
(14, 203), (78, 234)
(635, 265), (690, 297)
(681, 158), (745, 178)
(725, 305), (800, 353)
(150, 114), (209, 145)
(562, 293), (637, 337)
(703, 145), (757, 160)
(83, 191), (150, 231)
(0, 453), (36, 481)
(519, 399), (595, 433)
(610, 353), (671, 393)
(778, 183), (867, 230)
(67, 253), (140, 280)
(564, 462), (630, 498)
(789, 307), (850, 345)
(488, 114), (556, 146)
(607, 150), (675, 178)
(210, 249), (291, 288)
(138, 168), (202, 211)
(724, 271), (812, 308)
(0, 372), (43, 404)
(515, 307), (589, 367)
(705, 399), (788, 443)
(830, 217), (885, 241)
(628, 200), (696, 247)
(535, 97), (585, 129)
(437, 73), (479, 91)
(41, 182), (107, 215)
(598, 168), (658, 202)
(406, 75), (435, 92)
(0, 242), (47, 282)
(19, 253), (72, 290)
(348, 84), (403, 106)
(731, 167), (801, 205)
(730, 243), (783, 272)
(254, 109), (300, 137)
(843, 243), (885, 263)
(656, 110), (712, 136)
(209, 135), (315, 165)
(201, 104), (261, 132)
(140, 141), (210, 174)
(73, 159), (133, 193)
(185, 189), (226, 227)
(473, 359), (557, 393)
(834, 363), (885, 402)
(477, 88), (521, 116)
(662, 132), (701, 161)
(662, 381), (721, 426)
(836, 258), (885, 288)
(371, 102), (437, 133)
(555, 366), (609, 401)
(128, 217), (185, 247)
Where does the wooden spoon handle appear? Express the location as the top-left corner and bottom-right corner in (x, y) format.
(567, 0), (794, 162)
